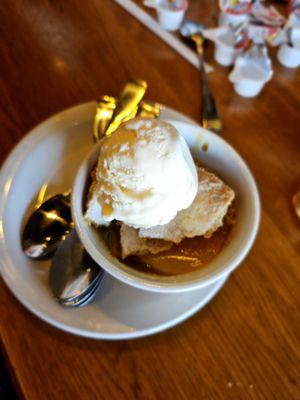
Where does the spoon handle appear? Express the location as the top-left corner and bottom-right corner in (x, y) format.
(199, 55), (221, 133)
(93, 96), (160, 142)
(93, 96), (117, 142)
(105, 79), (147, 137)
(197, 44), (222, 134)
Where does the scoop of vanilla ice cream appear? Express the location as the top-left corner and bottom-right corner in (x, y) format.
(86, 119), (198, 229)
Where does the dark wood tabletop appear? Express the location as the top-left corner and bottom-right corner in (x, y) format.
(0, 1), (299, 399)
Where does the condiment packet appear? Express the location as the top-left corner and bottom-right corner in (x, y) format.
(287, 1), (300, 47)
(218, 1), (259, 28)
(204, 24), (251, 66)
(229, 44), (273, 97)
(143, 0), (188, 31)
(247, 3), (286, 45)
(219, 0), (257, 15)
(269, 1), (300, 48)
(276, 1), (300, 67)
(232, 43), (273, 80)
(144, 0), (187, 11)
(251, 3), (285, 27)
(247, 24), (284, 45)
(290, 0), (300, 20)
(203, 26), (238, 65)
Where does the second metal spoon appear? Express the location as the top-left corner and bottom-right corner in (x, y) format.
(49, 229), (104, 307)
(180, 20), (222, 134)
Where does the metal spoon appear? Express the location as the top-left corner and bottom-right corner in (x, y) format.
(49, 229), (104, 307)
(180, 20), (222, 134)
(22, 193), (72, 259)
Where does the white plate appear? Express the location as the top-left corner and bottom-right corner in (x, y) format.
(0, 102), (229, 339)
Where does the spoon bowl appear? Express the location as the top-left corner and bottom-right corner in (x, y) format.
(60, 275), (103, 307)
(22, 193), (72, 259)
(49, 229), (104, 306)
(180, 20), (205, 38)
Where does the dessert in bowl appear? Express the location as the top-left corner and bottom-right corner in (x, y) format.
(72, 119), (260, 292)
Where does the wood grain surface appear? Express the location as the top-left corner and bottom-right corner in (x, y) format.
(0, 1), (299, 399)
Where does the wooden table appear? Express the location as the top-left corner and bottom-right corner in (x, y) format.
(0, 1), (299, 399)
